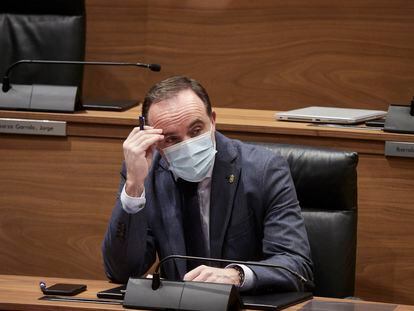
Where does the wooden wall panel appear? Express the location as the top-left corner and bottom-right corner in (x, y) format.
(83, 1), (414, 110)
(83, 0), (149, 101)
(0, 135), (123, 280)
(357, 155), (414, 303)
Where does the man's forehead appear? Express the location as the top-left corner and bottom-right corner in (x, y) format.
(147, 90), (206, 123)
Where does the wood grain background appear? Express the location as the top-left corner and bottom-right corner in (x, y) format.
(0, 135), (122, 279)
(83, 0), (414, 111)
(356, 155), (414, 304)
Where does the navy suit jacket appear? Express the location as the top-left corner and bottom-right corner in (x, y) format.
(102, 132), (313, 292)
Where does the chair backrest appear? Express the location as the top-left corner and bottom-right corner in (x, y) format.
(251, 142), (358, 298)
(0, 0), (86, 88)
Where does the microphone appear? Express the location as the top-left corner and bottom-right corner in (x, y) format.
(0, 59), (161, 112)
(1, 59), (161, 92)
(123, 254), (314, 311)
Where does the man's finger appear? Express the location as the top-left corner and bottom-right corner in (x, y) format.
(125, 133), (164, 153)
(183, 265), (204, 281)
(126, 128), (163, 144)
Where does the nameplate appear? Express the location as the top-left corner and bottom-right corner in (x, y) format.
(0, 118), (66, 136)
(385, 141), (414, 158)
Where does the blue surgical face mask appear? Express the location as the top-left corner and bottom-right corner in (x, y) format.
(162, 129), (217, 182)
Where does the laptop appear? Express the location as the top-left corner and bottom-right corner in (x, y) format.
(275, 106), (387, 124)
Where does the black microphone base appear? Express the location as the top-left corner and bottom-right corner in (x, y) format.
(0, 84), (78, 112)
(123, 278), (242, 311)
(384, 105), (414, 134)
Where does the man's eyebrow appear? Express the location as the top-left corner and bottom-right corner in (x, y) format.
(162, 131), (177, 137)
(162, 119), (205, 137)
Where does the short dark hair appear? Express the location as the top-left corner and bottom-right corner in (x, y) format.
(142, 76), (212, 123)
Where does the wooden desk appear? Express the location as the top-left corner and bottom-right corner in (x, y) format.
(1, 275), (413, 311)
(0, 108), (413, 305)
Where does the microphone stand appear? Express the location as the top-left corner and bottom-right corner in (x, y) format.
(0, 59), (161, 112)
(2, 59), (161, 92)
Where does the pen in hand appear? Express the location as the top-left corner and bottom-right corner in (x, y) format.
(139, 116), (145, 130)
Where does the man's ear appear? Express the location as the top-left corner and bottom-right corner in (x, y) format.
(211, 110), (216, 124)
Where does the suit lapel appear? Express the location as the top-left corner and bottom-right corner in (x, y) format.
(209, 133), (240, 259)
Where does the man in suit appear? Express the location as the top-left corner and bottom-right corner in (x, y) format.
(102, 76), (313, 292)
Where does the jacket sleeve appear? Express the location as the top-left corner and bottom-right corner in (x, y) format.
(101, 162), (156, 283)
(249, 152), (314, 293)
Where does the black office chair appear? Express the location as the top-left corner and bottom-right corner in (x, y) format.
(251, 142), (358, 298)
(0, 0), (86, 89)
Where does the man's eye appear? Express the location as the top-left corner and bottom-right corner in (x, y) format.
(191, 128), (202, 137)
(165, 137), (177, 144)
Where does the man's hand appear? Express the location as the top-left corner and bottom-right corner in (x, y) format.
(183, 265), (241, 286)
(123, 126), (164, 197)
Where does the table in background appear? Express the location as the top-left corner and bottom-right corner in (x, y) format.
(0, 107), (413, 305)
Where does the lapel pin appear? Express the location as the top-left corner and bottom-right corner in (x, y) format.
(227, 174), (235, 184)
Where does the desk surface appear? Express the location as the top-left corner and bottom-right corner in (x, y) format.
(1, 106), (414, 143)
(0, 275), (413, 311)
